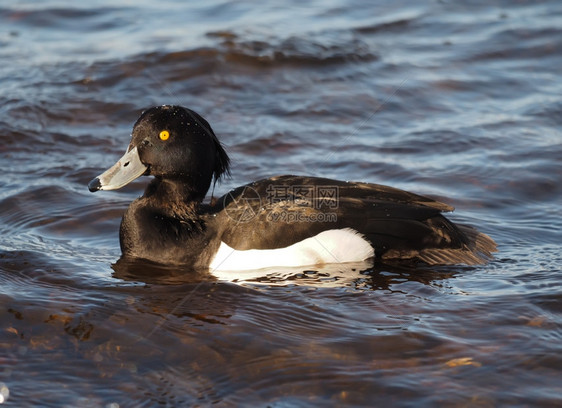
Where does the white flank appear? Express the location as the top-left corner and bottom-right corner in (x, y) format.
(209, 228), (374, 271)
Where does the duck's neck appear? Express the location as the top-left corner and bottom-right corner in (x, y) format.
(144, 178), (205, 220)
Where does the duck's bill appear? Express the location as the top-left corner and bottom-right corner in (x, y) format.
(88, 146), (148, 192)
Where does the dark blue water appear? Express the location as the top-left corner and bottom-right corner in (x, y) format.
(1, 1), (561, 406)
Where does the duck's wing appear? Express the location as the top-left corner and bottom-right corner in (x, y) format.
(215, 175), (496, 265)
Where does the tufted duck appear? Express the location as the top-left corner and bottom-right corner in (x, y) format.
(88, 105), (496, 270)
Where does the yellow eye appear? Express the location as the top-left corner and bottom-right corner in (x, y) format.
(159, 130), (170, 141)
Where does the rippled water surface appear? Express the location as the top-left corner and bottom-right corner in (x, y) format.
(1, 0), (562, 406)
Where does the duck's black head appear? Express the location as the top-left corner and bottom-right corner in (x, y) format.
(89, 105), (230, 201)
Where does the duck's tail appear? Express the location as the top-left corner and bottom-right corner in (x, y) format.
(412, 224), (497, 265)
